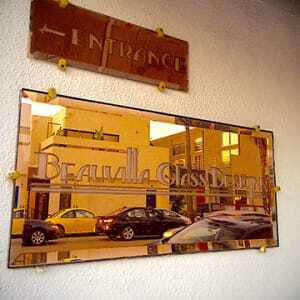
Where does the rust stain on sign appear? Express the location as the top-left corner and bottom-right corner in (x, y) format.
(30, 0), (189, 91)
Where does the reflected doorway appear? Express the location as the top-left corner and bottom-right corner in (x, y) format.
(34, 193), (49, 220)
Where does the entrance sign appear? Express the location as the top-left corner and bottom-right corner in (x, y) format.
(30, 0), (188, 91)
(8, 89), (279, 268)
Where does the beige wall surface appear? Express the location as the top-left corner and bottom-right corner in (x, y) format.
(0, 0), (299, 299)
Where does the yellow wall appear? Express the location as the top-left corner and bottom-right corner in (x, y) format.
(54, 107), (150, 146)
(30, 115), (51, 166)
(51, 107), (66, 134)
(230, 134), (261, 176)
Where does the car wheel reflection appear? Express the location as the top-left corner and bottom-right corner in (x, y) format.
(31, 230), (46, 245)
(121, 226), (135, 240)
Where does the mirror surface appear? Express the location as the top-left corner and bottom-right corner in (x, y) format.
(8, 89), (278, 267)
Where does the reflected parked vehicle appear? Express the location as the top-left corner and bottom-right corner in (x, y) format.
(23, 219), (62, 246)
(159, 217), (273, 245)
(156, 209), (192, 225)
(46, 208), (97, 235)
(11, 208), (25, 236)
(206, 210), (272, 224)
(96, 207), (191, 240)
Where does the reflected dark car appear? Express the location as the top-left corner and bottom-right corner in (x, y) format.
(23, 219), (63, 246)
(96, 207), (191, 240)
(206, 210), (272, 224)
(158, 217), (273, 245)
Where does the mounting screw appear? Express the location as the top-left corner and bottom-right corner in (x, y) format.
(259, 246), (267, 253)
(156, 27), (164, 38)
(273, 186), (281, 192)
(158, 81), (167, 92)
(47, 87), (57, 100)
(58, 58), (67, 71)
(254, 125), (261, 132)
(59, 0), (69, 8)
(7, 171), (23, 180)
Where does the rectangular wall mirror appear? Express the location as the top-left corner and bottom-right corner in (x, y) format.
(8, 89), (279, 268)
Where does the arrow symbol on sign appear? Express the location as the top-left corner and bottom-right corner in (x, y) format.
(39, 24), (66, 37)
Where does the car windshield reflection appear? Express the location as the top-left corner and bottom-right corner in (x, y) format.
(168, 219), (220, 244)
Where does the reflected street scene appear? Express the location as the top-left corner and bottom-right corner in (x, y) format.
(9, 89), (278, 267)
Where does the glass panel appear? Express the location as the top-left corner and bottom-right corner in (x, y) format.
(134, 209), (146, 218)
(222, 150), (231, 164)
(65, 129), (94, 139)
(173, 143), (185, 155)
(194, 137), (203, 152)
(230, 133), (239, 145)
(222, 132), (230, 147)
(8, 89), (278, 268)
(231, 148), (239, 156)
(102, 134), (119, 142)
(76, 210), (94, 218)
(62, 211), (75, 218)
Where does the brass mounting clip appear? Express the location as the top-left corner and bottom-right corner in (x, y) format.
(156, 27), (164, 38)
(158, 81), (167, 92)
(251, 125), (262, 138)
(7, 171), (23, 181)
(254, 125), (261, 132)
(259, 246), (267, 253)
(59, 0), (69, 8)
(273, 186), (281, 192)
(47, 87), (57, 100)
(58, 58), (67, 71)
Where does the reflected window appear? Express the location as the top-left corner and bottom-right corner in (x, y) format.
(222, 132), (239, 164)
(76, 210), (94, 218)
(13, 209), (24, 218)
(162, 210), (178, 217)
(222, 132), (238, 147)
(168, 219), (219, 244)
(102, 133), (119, 142)
(193, 154), (203, 170)
(127, 209), (146, 218)
(148, 209), (160, 218)
(194, 137), (203, 152)
(59, 193), (71, 210)
(172, 143), (185, 155)
(62, 210), (75, 218)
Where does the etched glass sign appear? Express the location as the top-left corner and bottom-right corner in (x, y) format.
(8, 89), (279, 268)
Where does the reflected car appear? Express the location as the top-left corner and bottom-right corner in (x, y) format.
(156, 209), (192, 225)
(23, 219), (62, 246)
(11, 208), (25, 236)
(46, 208), (97, 235)
(96, 207), (191, 240)
(206, 210), (272, 224)
(159, 217), (273, 245)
